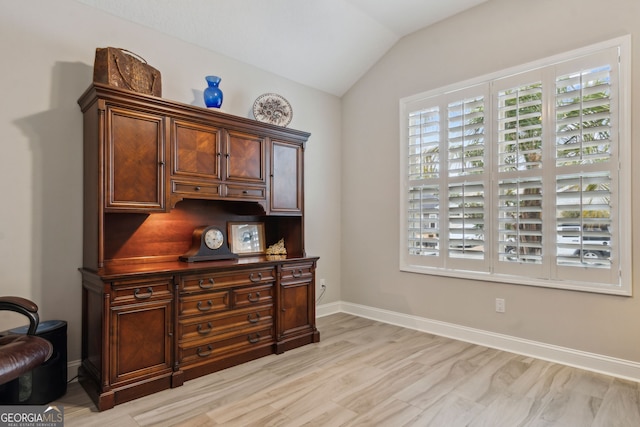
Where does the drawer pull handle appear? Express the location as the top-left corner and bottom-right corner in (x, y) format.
(247, 333), (261, 344)
(292, 269), (303, 278)
(194, 186), (201, 191)
(247, 313), (261, 324)
(197, 345), (213, 357)
(197, 300), (213, 312)
(249, 272), (262, 283)
(197, 322), (213, 335)
(247, 292), (260, 303)
(134, 287), (153, 299)
(198, 278), (214, 289)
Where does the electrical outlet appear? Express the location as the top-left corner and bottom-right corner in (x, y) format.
(320, 278), (326, 289)
(495, 298), (506, 313)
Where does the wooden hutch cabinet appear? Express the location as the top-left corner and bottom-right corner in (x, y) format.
(77, 84), (319, 410)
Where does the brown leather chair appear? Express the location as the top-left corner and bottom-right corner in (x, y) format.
(0, 297), (53, 384)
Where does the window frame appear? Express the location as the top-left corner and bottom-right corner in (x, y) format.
(399, 36), (631, 296)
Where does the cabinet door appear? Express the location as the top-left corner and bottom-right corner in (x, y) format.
(278, 263), (315, 340)
(109, 278), (173, 386)
(225, 130), (265, 184)
(105, 106), (166, 211)
(279, 281), (313, 338)
(171, 119), (221, 181)
(270, 140), (302, 214)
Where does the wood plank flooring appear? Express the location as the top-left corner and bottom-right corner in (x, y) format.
(54, 313), (640, 426)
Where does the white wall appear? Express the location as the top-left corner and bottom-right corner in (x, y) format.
(0, 0), (342, 364)
(342, 0), (640, 363)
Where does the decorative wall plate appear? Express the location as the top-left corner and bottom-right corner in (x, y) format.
(253, 93), (293, 127)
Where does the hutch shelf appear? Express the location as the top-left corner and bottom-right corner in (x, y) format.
(77, 84), (319, 411)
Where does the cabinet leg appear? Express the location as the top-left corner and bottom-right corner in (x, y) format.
(78, 364), (116, 411)
(171, 370), (185, 388)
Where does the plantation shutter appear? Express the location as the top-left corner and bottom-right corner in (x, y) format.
(401, 38), (628, 293)
(553, 52), (619, 286)
(407, 105), (441, 259)
(444, 87), (489, 271)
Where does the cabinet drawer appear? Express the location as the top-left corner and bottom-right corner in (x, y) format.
(172, 180), (221, 197)
(111, 278), (173, 305)
(179, 291), (229, 317)
(178, 325), (273, 365)
(280, 263), (314, 282)
(178, 305), (273, 343)
(225, 184), (266, 200)
(180, 267), (276, 294)
(233, 284), (273, 308)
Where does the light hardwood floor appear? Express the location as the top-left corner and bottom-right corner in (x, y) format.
(54, 313), (640, 426)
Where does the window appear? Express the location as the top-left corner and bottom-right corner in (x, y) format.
(400, 37), (631, 295)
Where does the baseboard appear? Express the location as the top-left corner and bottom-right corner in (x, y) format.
(316, 301), (342, 318)
(67, 359), (81, 382)
(317, 300), (640, 382)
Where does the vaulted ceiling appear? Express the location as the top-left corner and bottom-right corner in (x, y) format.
(76, 0), (488, 96)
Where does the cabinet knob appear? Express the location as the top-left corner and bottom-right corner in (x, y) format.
(194, 186), (201, 191)
(158, 161), (165, 166)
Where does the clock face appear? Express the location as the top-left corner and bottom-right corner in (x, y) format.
(204, 228), (224, 250)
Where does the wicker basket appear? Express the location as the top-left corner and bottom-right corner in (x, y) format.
(93, 47), (161, 97)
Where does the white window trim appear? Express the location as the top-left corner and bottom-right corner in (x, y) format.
(399, 36), (631, 296)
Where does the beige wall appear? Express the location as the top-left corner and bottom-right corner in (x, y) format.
(342, 0), (640, 362)
(0, 0), (342, 363)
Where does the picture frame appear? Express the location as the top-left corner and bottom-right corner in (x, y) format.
(228, 222), (266, 255)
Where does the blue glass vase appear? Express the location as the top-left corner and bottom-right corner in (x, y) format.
(203, 75), (223, 108)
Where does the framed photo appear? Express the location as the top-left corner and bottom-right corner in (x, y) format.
(228, 222), (265, 255)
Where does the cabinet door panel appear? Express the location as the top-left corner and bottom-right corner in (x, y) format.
(172, 120), (221, 180)
(110, 301), (172, 384)
(225, 130), (265, 184)
(270, 141), (302, 214)
(279, 281), (312, 336)
(106, 107), (165, 211)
